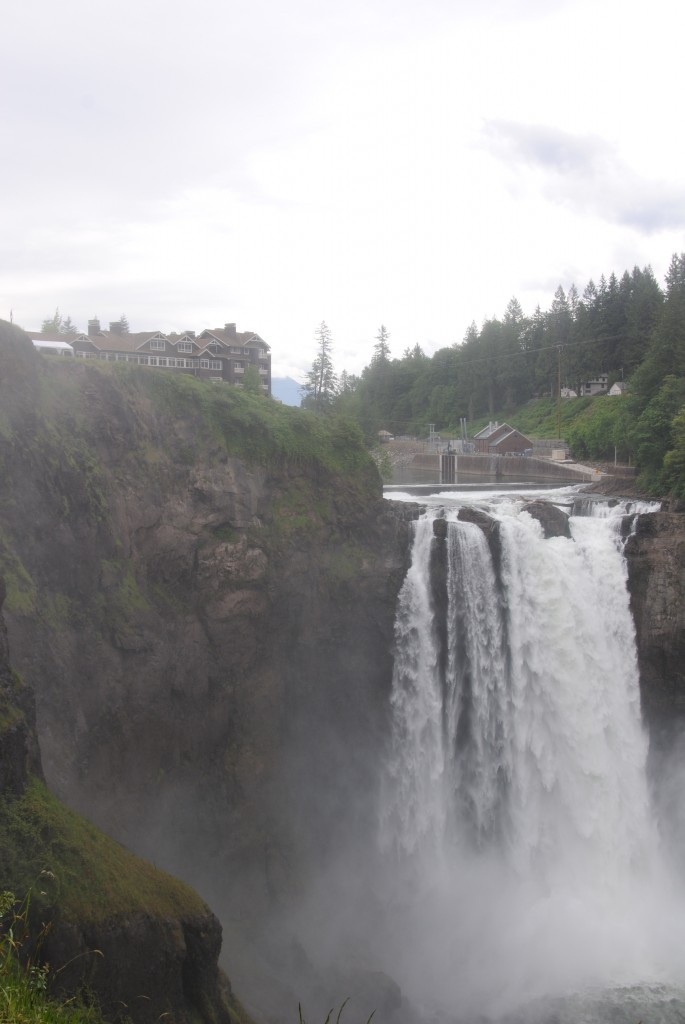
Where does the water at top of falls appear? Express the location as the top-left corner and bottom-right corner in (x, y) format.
(378, 492), (685, 1023)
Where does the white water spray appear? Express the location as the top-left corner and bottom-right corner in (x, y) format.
(380, 497), (685, 1021)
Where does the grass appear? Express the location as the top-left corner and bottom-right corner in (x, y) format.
(0, 530), (37, 616)
(298, 999), (375, 1024)
(470, 396), (601, 441)
(0, 889), (109, 1024)
(118, 363), (378, 483)
(0, 777), (208, 925)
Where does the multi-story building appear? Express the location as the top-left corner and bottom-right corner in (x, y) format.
(29, 320), (271, 395)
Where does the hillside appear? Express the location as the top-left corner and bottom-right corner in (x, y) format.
(333, 254), (685, 496)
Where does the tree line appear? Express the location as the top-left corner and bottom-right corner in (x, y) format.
(40, 311), (130, 335)
(301, 255), (685, 495)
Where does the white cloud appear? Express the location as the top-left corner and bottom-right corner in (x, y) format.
(2, 0), (684, 379)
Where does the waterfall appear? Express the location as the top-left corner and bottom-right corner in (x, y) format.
(379, 496), (685, 1022)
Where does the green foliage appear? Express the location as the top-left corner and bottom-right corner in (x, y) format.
(0, 888), (108, 1024)
(39, 310), (79, 337)
(662, 406), (685, 497)
(243, 364), (263, 394)
(372, 325), (391, 363)
(0, 777), (208, 925)
(0, 530), (37, 615)
(302, 322), (338, 411)
(562, 398), (627, 461)
(139, 368), (375, 483)
(317, 253), (685, 496)
(370, 443), (392, 481)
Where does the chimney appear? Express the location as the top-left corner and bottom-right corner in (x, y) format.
(109, 320), (123, 335)
(88, 318), (101, 337)
(225, 323), (237, 336)
(184, 330), (196, 339)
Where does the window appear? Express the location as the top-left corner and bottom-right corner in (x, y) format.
(150, 339), (166, 351)
(177, 342), (193, 353)
(139, 356), (149, 365)
(200, 359), (210, 369)
(158, 357), (168, 366)
(167, 358), (176, 367)
(210, 360), (222, 370)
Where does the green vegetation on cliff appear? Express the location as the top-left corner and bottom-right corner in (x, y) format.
(0, 318), (381, 524)
(0, 890), (107, 1024)
(139, 362), (377, 482)
(0, 776), (208, 924)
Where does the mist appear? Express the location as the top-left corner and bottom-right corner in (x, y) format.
(235, 496), (685, 1024)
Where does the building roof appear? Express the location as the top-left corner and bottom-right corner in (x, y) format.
(488, 428), (532, 449)
(27, 332), (72, 343)
(199, 328), (269, 350)
(32, 339), (74, 352)
(474, 421), (507, 440)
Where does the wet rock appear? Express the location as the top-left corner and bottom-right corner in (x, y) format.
(522, 500), (572, 539)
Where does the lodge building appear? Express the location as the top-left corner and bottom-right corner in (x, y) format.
(29, 319), (271, 395)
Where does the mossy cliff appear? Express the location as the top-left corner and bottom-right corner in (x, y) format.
(0, 322), (412, 1019)
(0, 573), (250, 1023)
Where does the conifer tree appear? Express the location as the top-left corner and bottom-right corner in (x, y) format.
(301, 321), (338, 410)
(373, 325), (391, 362)
(60, 315), (79, 336)
(41, 308), (62, 334)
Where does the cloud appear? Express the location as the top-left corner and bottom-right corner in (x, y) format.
(484, 120), (610, 175)
(482, 119), (685, 234)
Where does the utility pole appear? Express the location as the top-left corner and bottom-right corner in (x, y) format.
(556, 345), (562, 439)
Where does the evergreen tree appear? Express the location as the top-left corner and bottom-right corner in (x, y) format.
(119, 314), (130, 334)
(40, 308), (79, 335)
(41, 308), (62, 334)
(338, 369), (357, 394)
(301, 321), (338, 411)
(60, 315), (79, 336)
(373, 325), (391, 362)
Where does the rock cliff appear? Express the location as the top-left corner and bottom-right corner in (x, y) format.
(625, 509), (685, 737)
(0, 323), (412, 1019)
(4, 321), (685, 1020)
(0, 573), (246, 1024)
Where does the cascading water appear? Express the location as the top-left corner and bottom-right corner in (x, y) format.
(379, 494), (685, 1023)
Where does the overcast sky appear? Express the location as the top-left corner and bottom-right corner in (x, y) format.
(3, 0), (684, 380)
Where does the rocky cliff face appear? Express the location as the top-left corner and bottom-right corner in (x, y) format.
(5, 322), (685, 1021)
(0, 573), (245, 1024)
(625, 509), (685, 738)
(0, 324), (413, 1018)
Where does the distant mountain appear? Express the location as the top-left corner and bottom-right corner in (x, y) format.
(271, 377), (302, 406)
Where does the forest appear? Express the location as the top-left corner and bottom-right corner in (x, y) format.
(306, 254), (685, 497)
